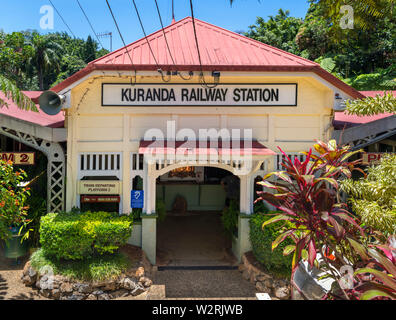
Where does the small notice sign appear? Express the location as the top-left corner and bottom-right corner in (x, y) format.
(131, 190), (144, 208)
(78, 180), (121, 195)
(0, 152), (35, 165)
(81, 195), (120, 203)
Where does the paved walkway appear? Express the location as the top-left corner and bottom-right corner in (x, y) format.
(0, 250), (46, 300)
(157, 212), (237, 266)
(153, 269), (256, 298)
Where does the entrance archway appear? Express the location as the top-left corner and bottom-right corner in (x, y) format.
(141, 155), (274, 265)
(156, 166), (239, 266)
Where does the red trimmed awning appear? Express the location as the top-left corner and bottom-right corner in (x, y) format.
(138, 140), (276, 157)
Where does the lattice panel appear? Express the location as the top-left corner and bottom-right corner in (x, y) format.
(0, 127), (65, 213)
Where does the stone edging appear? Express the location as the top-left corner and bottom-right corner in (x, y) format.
(239, 251), (291, 300)
(21, 252), (154, 300)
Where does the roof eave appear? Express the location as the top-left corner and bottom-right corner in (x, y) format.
(51, 64), (364, 100)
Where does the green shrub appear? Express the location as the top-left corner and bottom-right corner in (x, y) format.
(39, 211), (133, 260)
(131, 208), (142, 221)
(249, 212), (293, 277)
(30, 248), (130, 281)
(221, 199), (239, 238)
(253, 200), (269, 214)
(156, 199), (166, 222)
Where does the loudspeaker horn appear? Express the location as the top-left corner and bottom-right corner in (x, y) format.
(38, 90), (66, 115)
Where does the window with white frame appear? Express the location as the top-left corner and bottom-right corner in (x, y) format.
(78, 152), (122, 179)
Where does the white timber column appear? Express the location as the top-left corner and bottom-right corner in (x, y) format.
(239, 174), (254, 214)
(65, 114), (73, 212)
(142, 161), (157, 264)
(239, 175), (248, 213)
(145, 162), (157, 214)
(233, 173), (253, 262)
(122, 115), (131, 214)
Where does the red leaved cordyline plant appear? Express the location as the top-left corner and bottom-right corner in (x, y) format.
(255, 140), (366, 299)
(343, 235), (396, 300)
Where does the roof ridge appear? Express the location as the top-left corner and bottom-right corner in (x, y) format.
(190, 17), (318, 67)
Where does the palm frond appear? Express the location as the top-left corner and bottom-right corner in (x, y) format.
(0, 75), (38, 111)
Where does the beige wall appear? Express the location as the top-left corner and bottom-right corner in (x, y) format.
(65, 73), (336, 212)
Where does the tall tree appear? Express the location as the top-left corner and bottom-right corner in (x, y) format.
(25, 33), (63, 90)
(244, 9), (303, 55)
(83, 35), (97, 63)
(230, 0), (395, 30)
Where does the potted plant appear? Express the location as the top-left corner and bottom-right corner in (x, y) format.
(0, 160), (31, 262)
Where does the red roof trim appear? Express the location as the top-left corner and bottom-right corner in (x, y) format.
(138, 140), (276, 156)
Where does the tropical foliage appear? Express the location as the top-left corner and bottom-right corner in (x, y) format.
(0, 160), (31, 241)
(313, 0), (396, 31)
(0, 75), (37, 111)
(341, 154), (396, 236)
(0, 30), (108, 91)
(245, 9), (303, 55)
(256, 140), (396, 300)
(345, 92), (396, 116)
(239, 1), (396, 90)
(255, 140), (369, 298)
(343, 234), (396, 300)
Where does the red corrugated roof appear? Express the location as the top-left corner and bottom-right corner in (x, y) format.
(360, 90), (396, 98)
(51, 17), (364, 99)
(93, 16), (317, 68)
(0, 91), (65, 128)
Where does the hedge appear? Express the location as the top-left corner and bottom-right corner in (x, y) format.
(249, 212), (293, 276)
(39, 211), (133, 260)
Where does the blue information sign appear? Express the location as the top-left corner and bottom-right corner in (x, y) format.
(131, 190), (144, 208)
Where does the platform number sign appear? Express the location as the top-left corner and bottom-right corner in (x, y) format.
(131, 190), (144, 208)
(0, 152), (35, 165)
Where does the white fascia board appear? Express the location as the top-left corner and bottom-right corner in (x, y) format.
(58, 70), (356, 102)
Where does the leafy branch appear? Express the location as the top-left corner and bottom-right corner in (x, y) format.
(0, 74), (38, 111)
(345, 92), (396, 116)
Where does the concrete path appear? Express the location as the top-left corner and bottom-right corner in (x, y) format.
(153, 269), (257, 299)
(0, 250), (46, 300)
(157, 212), (237, 266)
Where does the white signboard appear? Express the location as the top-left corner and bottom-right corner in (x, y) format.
(78, 180), (121, 195)
(101, 83), (297, 106)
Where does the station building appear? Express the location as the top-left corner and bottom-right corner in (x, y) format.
(1, 17), (394, 265)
